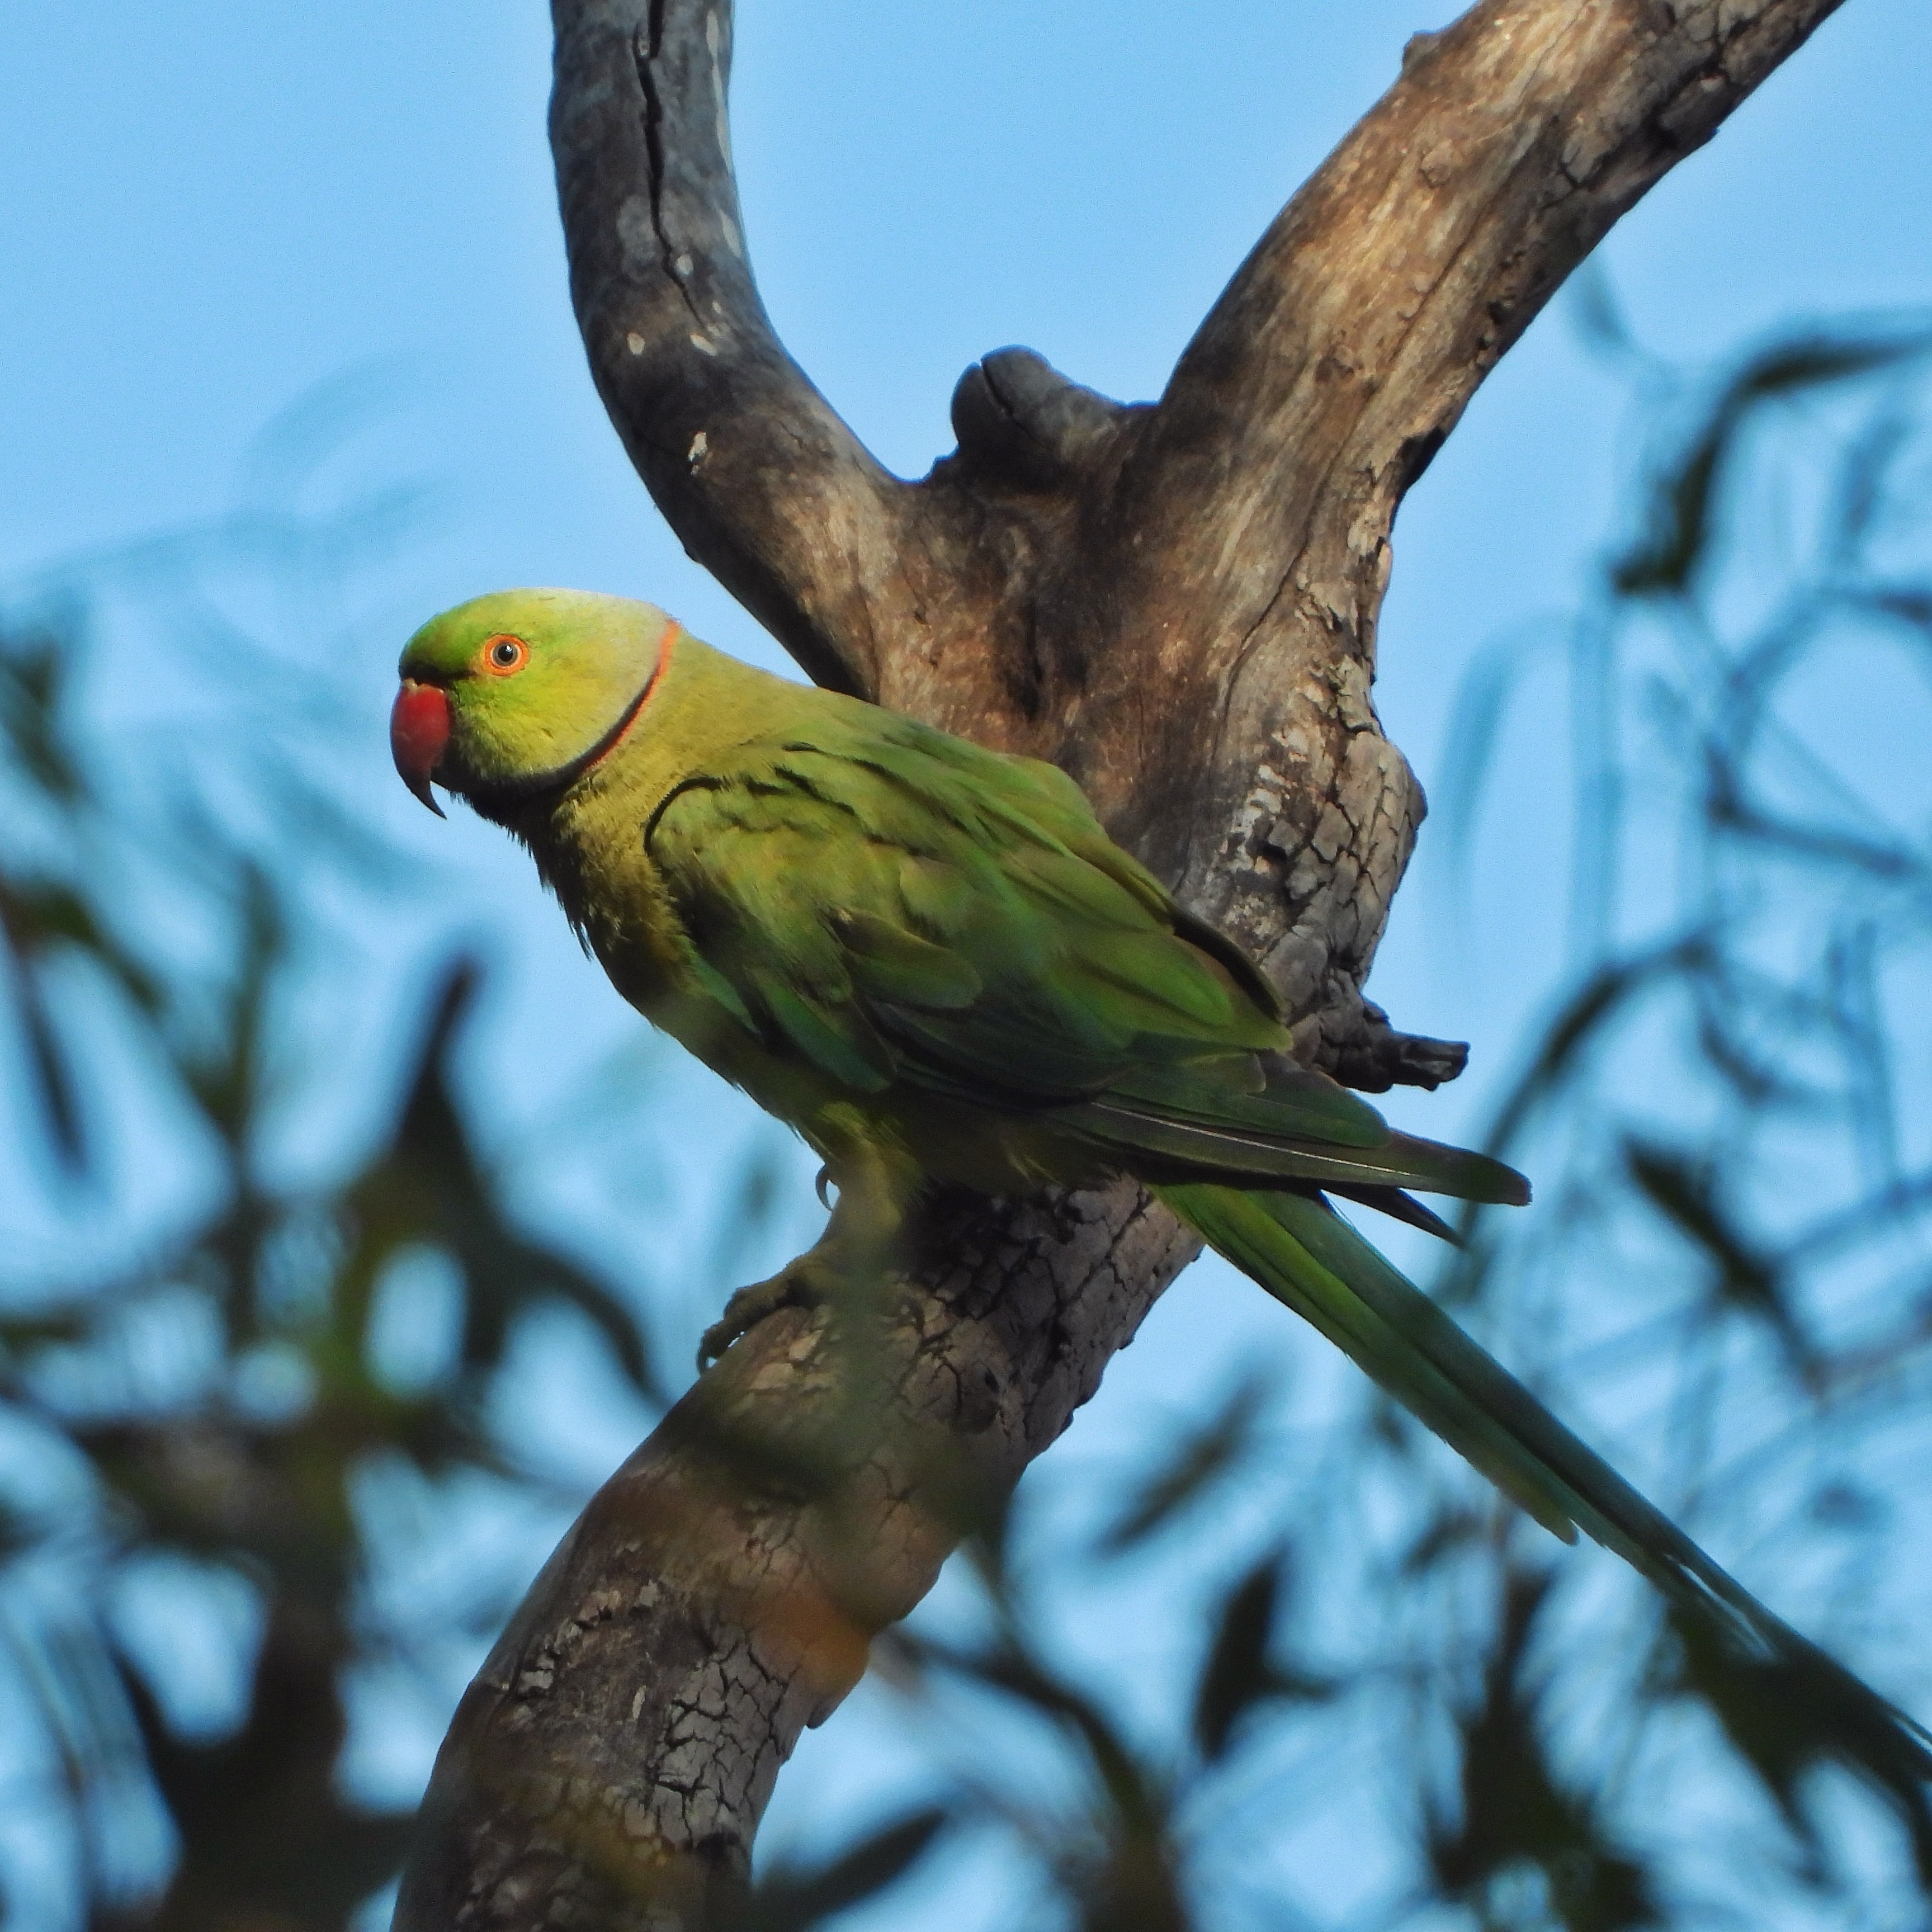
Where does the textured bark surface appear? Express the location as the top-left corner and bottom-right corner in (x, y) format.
(395, 2), (1847, 1924)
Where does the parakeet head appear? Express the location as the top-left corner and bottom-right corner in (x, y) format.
(391, 589), (677, 818)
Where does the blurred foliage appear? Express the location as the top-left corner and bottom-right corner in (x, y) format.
(0, 551), (694, 1927)
(11, 301), (1932, 1932)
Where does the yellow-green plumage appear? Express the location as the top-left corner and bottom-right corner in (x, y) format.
(403, 594), (1504, 1203)
(389, 594), (1932, 1757)
(389, 589), (1641, 1552)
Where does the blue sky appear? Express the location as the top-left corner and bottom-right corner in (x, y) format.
(7, 2), (1932, 1922)
(10, 0), (1931, 1102)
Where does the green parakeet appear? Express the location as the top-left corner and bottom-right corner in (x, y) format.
(386, 588), (1932, 1782)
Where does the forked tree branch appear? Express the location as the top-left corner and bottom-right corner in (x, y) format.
(396, 3), (1847, 1924)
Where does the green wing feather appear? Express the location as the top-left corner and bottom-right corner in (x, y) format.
(646, 716), (1524, 1202)
(648, 722), (1296, 1100)
(641, 693), (1932, 1822)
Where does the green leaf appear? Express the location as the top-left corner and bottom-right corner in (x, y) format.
(1429, 1573), (1661, 1932)
(343, 958), (661, 1405)
(1480, 937), (1712, 1165)
(1613, 326), (1932, 597)
(1096, 1371), (1270, 1554)
(722, 1808), (948, 1931)
(6, 937), (86, 1171)
(1623, 1137), (1816, 1379)
(1665, 1603), (1932, 1891)
(1191, 1547), (1334, 1761)
(0, 625), (84, 802)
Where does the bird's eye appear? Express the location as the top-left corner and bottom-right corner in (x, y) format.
(482, 634), (528, 676)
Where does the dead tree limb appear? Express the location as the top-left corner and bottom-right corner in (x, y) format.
(394, 3), (1848, 1924)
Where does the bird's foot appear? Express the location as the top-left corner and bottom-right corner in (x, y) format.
(697, 1255), (843, 1370)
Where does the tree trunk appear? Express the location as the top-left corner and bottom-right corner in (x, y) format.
(393, 3), (1848, 1924)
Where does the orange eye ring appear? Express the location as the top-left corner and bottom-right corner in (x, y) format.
(480, 634), (529, 677)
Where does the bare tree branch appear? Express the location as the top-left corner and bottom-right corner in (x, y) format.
(550, 0), (911, 697)
(395, 1183), (1196, 1928)
(396, 1), (1849, 1923)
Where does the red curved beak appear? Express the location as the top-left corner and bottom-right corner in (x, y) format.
(391, 680), (451, 817)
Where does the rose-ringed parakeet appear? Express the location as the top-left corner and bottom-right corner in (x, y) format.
(387, 588), (1932, 1787)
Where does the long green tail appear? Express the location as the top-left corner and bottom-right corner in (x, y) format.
(1157, 1180), (1932, 1813)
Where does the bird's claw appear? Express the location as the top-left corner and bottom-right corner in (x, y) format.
(696, 1260), (835, 1370)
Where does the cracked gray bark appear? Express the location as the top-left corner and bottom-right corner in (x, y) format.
(394, 2), (1849, 1925)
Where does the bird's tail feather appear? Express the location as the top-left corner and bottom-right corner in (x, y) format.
(1155, 1180), (1932, 1795)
